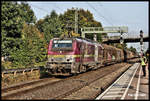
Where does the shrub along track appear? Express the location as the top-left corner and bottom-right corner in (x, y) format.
(2, 62), (133, 100)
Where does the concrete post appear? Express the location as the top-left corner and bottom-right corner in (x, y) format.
(93, 34), (97, 41)
(82, 32), (85, 38)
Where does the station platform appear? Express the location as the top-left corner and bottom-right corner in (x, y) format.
(96, 63), (149, 100)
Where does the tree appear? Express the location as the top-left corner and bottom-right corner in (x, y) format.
(1, 1), (39, 69)
(36, 10), (62, 44)
(115, 43), (123, 49)
(19, 2), (36, 24)
(128, 46), (137, 53)
(21, 23), (47, 67)
(1, 1), (36, 38)
(7, 23), (47, 68)
(59, 8), (103, 42)
(1, 1), (37, 57)
(1, 1), (23, 38)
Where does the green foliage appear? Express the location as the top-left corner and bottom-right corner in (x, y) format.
(1, 1), (37, 56)
(19, 2), (36, 24)
(21, 23), (47, 67)
(36, 8), (104, 43)
(36, 10), (62, 44)
(1, 1), (46, 69)
(59, 8), (103, 42)
(1, 1), (23, 38)
(128, 46), (137, 53)
(2, 24), (47, 69)
(115, 43), (123, 49)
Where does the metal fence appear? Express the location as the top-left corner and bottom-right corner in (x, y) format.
(1, 66), (44, 77)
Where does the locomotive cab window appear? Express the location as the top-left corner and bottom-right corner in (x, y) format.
(52, 40), (73, 51)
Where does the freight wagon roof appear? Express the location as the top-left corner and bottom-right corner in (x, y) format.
(102, 44), (133, 54)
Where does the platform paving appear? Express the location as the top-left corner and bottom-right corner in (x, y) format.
(95, 63), (149, 100)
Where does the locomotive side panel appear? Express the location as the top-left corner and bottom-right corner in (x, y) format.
(98, 45), (104, 65)
(85, 43), (95, 63)
(113, 48), (123, 62)
(102, 44), (112, 64)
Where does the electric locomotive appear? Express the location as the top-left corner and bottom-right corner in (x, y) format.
(46, 37), (103, 75)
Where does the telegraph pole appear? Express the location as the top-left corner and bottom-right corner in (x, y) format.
(75, 8), (78, 34)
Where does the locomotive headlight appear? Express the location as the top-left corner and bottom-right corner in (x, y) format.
(66, 56), (74, 62)
(66, 57), (71, 61)
(51, 58), (54, 61)
(48, 57), (54, 62)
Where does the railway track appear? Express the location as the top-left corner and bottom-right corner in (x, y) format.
(55, 70), (118, 99)
(54, 64), (129, 99)
(62, 63), (132, 99)
(2, 62), (132, 100)
(1, 77), (62, 99)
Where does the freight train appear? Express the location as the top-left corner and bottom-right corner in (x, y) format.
(45, 37), (135, 75)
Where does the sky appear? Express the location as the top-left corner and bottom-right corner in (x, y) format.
(27, 1), (149, 52)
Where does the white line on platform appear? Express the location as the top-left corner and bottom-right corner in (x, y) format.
(102, 95), (122, 98)
(121, 63), (140, 100)
(109, 88), (126, 90)
(135, 65), (142, 100)
(106, 91), (124, 94)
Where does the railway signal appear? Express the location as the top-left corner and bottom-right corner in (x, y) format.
(140, 30), (144, 57)
(120, 31), (124, 44)
(140, 30), (143, 45)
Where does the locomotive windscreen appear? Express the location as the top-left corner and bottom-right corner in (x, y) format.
(52, 40), (72, 51)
